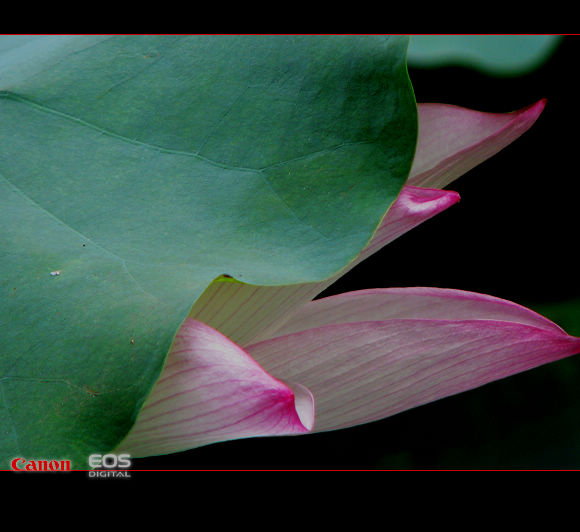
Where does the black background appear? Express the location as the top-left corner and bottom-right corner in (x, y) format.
(134, 36), (580, 470)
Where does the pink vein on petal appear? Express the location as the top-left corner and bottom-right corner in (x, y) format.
(247, 318), (580, 433)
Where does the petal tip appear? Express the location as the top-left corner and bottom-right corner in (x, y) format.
(520, 98), (547, 120)
(448, 189), (461, 204)
(410, 99), (548, 189)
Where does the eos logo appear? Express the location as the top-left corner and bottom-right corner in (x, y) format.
(89, 453), (131, 468)
(88, 453), (132, 478)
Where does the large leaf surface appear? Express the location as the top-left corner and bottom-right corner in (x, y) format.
(0, 35), (417, 466)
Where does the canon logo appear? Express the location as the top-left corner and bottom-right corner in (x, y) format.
(11, 458), (71, 472)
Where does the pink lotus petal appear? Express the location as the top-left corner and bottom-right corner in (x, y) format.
(409, 100), (546, 189)
(116, 319), (314, 458)
(247, 318), (580, 433)
(267, 287), (565, 339)
(354, 186), (460, 264)
(189, 187), (460, 346)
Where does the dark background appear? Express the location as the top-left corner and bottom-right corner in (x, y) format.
(134, 36), (580, 470)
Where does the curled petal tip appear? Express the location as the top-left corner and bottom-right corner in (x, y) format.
(286, 381), (316, 431)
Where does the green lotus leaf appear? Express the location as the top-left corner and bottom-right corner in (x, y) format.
(407, 35), (562, 76)
(0, 35), (417, 467)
